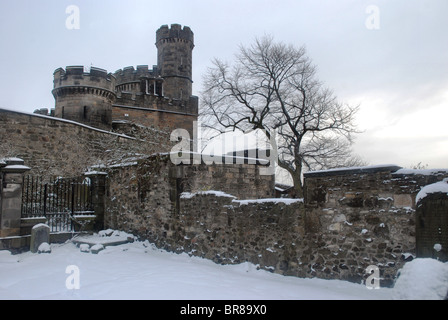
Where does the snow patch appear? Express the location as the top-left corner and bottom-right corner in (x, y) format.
(394, 168), (448, 176)
(90, 244), (104, 254)
(393, 258), (448, 300)
(180, 190), (237, 199)
(180, 190), (303, 205)
(37, 242), (51, 254)
(2, 232), (448, 300)
(79, 244), (90, 253)
(416, 178), (448, 203)
(32, 223), (50, 230)
(0, 233), (394, 300)
(0, 250), (19, 263)
(84, 171), (108, 176)
(305, 164), (402, 176)
(98, 229), (115, 237)
(2, 165), (31, 171)
(233, 198), (303, 206)
(73, 229), (135, 248)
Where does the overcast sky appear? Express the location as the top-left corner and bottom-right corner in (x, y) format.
(0, 0), (447, 169)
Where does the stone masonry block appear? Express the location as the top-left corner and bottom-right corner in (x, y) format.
(393, 194), (413, 208)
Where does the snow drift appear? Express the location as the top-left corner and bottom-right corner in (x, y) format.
(392, 258), (448, 300)
(0, 230), (447, 300)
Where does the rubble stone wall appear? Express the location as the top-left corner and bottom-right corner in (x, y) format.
(105, 162), (448, 286)
(0, 108), (168, 177)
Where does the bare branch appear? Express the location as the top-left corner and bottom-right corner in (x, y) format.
(200, 35), (362, 197)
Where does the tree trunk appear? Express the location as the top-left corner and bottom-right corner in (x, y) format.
(290, 170), (304, 199)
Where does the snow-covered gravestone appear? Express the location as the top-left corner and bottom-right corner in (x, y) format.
(30, 223), (50, 253)
(415, 179), (448, 262)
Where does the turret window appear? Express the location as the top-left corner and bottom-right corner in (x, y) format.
(155, 81), (163, 96)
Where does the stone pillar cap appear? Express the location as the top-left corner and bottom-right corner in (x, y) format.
(3, 157), (25, 166)
(1, 158), (30, 173)
(84, 171), (108, 176)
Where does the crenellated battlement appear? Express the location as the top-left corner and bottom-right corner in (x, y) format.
(114, 65), (160, 85)
(156, 24), (194, 100)
(52, 66), (116, 130)
(156, 24), (194, 46)
(115, 93), (198, 115)
(53, 66), (116, 94)
(50, 24), (197, 132)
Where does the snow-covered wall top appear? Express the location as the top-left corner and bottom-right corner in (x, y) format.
(0, 107), (134, 140)
(180, 190), (303, 205)
(394, 168), (448, 176)
(0, 108), (154, 177)
(303, 164), (403, 177)
(304, 165), (448, 178)
(304, 163), (448, 210)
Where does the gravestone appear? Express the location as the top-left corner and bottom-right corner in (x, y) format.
(30, 223), (50, 253)
(415, 180), (448, 262)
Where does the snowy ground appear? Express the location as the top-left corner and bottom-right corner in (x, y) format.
(0, 231), (447, 300)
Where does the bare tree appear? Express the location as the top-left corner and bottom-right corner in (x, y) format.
(201, 36), (364, 198)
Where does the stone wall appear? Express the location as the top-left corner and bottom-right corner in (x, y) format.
(167, 194), (304, 270)
(105, 162), (448, 287)
(104, 156), (304, 275)
(302, 165), (448, 285)
(104, 154), (275, 233)
(304, 165), (448, 209)
(112, 97), (198, 136)
(0, 108), (170, 177)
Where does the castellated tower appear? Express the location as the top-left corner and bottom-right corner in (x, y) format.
(51, 24), (198, 136)
(52, 66), (116, 130)
(156, 24), (194, 100)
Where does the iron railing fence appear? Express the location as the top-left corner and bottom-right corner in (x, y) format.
(21, 176), (94, 232)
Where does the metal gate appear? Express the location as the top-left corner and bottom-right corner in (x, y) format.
(21, 176), (94, 232)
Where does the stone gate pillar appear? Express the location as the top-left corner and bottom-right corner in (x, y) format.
(0, 158), (30, 237)
(0, 159), (6, 227)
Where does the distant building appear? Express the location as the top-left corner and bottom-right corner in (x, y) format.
(274, 183), (294, 198)
(49, 24), (197, 135)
